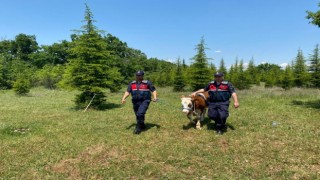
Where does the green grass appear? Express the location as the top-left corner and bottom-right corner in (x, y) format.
(0, 86), (319, 179)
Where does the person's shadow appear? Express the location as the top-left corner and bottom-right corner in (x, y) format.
(127, 123), (161, 132)
(206, 121), (236, 131)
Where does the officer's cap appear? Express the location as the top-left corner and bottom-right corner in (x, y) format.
(136, 70), (145, 76)
(214, 72), (224, 77)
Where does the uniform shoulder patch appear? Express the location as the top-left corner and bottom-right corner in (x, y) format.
(142, 80), (148, 83)
(222, 80), (229, 85)
(131, 80), (136, 83)
(210, 81), (215, 84)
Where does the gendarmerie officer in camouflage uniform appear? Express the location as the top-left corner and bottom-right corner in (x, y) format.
(121, 70), (158, 134)
(191, 72), (239, 134)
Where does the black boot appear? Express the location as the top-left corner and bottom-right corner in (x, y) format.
(215, 124), (226, 135)
(134, 124), (142, 134)
(216, 129), (223, 135)
(140, 123), (146, 130)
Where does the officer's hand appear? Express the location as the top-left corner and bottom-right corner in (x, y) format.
(152, 98), (159, 102)
(121, 99), (126, 104)
(190, 92), (196, 97)
(234, 102), (239, 108)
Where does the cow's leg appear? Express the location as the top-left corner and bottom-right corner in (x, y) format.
(196, 119), (201, 129)
(187, 111), (194, 124)
(200, 109), (206, 122)
(195, 110), (202, 130)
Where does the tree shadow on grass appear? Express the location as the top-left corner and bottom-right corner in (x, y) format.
(69, 103), (122, 111)
(292, 100), (320, 109)
(98, 103), (122, 110)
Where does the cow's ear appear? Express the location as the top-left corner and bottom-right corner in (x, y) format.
(181, 95), (185, 98)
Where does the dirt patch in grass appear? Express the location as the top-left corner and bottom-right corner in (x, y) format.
(50, 144), (135, 177)
(51, 158), (81, 178)
(219, 138), (229, 153)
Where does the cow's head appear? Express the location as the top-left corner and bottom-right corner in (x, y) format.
(181, 95), (193, 114)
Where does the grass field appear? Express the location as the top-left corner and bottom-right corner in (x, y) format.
(0, 86), (319, 179)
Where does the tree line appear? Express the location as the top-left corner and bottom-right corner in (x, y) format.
(1, 4), (319, 109)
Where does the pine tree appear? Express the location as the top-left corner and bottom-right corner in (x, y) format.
(265, 65), (281, 88)
(228, 65), (235, 83)
(230, 58), (239, 87)
(209, 62), (217, 76)
(218, 58), (227, 78)
(236, 59), (250, 90)
(181, 59), (190, 86)
(293, 49), (310, 87)
(306, 3), (320, 28)
(190, 37), (211, 91)
(173, 58), (186, 91)
(182, 59), (188, 69)
(309, 44), (320, 87)
(13, 76), (30, 95)
(11, 59), (33, 95)
(280, 64), (295, 90)
(245, 58), (260, 86)
(62, 4), (123, 109)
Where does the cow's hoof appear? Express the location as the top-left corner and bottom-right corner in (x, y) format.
(216, 130), (223, 135)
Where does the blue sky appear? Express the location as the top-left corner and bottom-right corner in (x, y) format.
(1, 0), (320, 68)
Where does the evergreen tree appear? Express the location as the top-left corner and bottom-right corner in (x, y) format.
(309, 44), (320, 87)
(62, 4), (123, 109)
(11, 58), (33, 95)
(209, 62), (217, 76)
(13, 76), (31, 95)
(230, 58), (239, 87)
(257, 63), (280, 83)
(182, 59), (188, 69)
(306, 3), (320, 28)
(293, 49), (310, 87)
(218, 58), (227, 78)
(264, 65), (281, 88)
(236, 59), (250, 90)
(245, 58), (260, 85)
(228, 65), (235, 83)
(190, 37), (211, 91)
(280, 64), (295, 90)
(173, 58), (186, 91)
(181, 59), (190, 86)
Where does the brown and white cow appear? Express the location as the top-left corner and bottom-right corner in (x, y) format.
(181, 92), (209, 129)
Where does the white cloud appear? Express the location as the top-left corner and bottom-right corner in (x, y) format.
(279, 63), (288, 69)
(214, 50), (221, 53)
(243, 62), (249, 69)
(164, 59), (175, 63)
